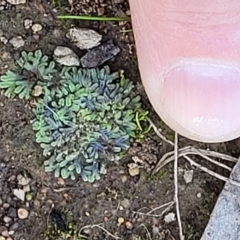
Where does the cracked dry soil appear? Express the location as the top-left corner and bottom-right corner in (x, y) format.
(0, 0), (239, 240)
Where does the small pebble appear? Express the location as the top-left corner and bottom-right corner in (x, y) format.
(0, 226), (8, 234)
(3, 204), (10, 209)
(9, 36), (25, 50)
(80, 39), (120, 68)
(13, 189), (25, 201)
(3, 216), (11, 224)
(66, 28), (102, 50)
(0, 36), (8, 45)
(24, 19), (32, 29)
(120, 175), (127, 183)
(119, 206), (124, 211)
(7, 208), (17, 218)
(17, 208), (29, 219)
(6, 0), (26, 4)
(54, 46), (80, 66)
(17, 174), (31, 186)
(128, 163), (140, 177)
(31, 23), (42, 34)
(9, 222), (18, 231)
(1, 230), (9, 237)
(6, 237), (13, 240)
(125, 221), (133, 229)
(8, 231), (14, 236)
(23, 185), (30, 193)
(0, 198), (2, 206)
(164, 212), (176, 223)
(117, 217), (124, 225)
(25, 192), (32, 201)
(121, 198), (131, 209)
(184, 170), (194, 184)
(197, 192), (202, 198)
(0, 236), (5, 240)
(0, 163), (6, 168)
(57, 178), (65, 186)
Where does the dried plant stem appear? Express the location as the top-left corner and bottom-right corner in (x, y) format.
(136, 223), (153, 240)
(79, 223), (122, 240)
(147, 117), (174, 146)
(174, 132), (184, 240)
(183, 155), (240, 187)
(152, 146), (236, 175)
(132, 201), (175, 217)
(146, 201), (175, 215)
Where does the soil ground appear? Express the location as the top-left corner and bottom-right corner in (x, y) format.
(0, 1), (239, 240)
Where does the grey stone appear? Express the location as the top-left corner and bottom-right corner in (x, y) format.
(201, 158), (240, 239)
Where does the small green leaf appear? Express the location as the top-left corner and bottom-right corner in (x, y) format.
(54, 167), (61, 178)
(59, 159), (69, 167)
(68, 165), (75, 172)
(68, 81), (76, 92)
(4, 87), (15, 97)
(66, 151), (79, 161)
(14, 84), (26, 94)
(75, 164), (82, 174)
(0, 81), (16, 88)
(61, 168), (70, 179)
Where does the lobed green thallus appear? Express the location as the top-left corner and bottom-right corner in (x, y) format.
(0, 50), (146, 182)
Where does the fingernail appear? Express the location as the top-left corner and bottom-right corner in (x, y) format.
(161, 60), (240, 142)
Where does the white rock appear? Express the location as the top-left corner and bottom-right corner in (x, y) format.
(32, 85), (42, 97)
(6, 0), (26, 4)
(0, 36), (8, 45)
(184, 170), (194, 184)
(24, 19), (32, 29)
(13, 189), (25, 201)
(66, 28), (102, 50)
(31, 23), (42, 34)
(1, 230), (9, 237)
(17, 208), (29, 219)
(9, 36), (24, 49)
(128, 163), (140, 176)
(132, 156), (144, 164)
(17, 174), (31, 186)
(164, 212), (176, 223)
(23, 185), (30, 193)
(54, 46), (80, 66)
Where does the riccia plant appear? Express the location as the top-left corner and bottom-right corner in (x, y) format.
(0, 50), (56, 99)
(0, 50), (144, 183)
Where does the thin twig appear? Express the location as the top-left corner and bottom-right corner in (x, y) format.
(147, 117), (174, 146)
(153, 149), (240, 188)
(146, 201), (175, 215)
(174, 132), (184, 240)
(136, 223), (153, 240)
(187, 150), (232, 171)
(132, 201), (175, 217)
(149, 118), (238, 175)
(153, 146), (237, 175)
(183, 155), (240, 188)
(79, 223), (122, 240)
(193, 148), (237, 163)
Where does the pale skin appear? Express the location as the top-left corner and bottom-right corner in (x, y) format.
(129, 0), (240, 142)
